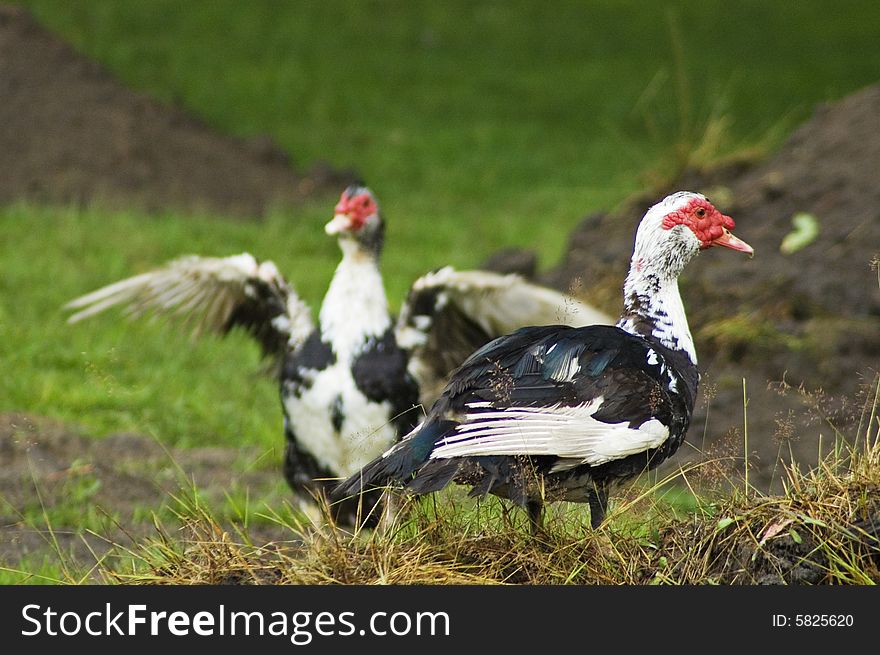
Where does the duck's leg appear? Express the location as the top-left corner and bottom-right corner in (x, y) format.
(588, 483), (608, 529)
(526, 499), (544, 535)
(377, 487), (401, 535)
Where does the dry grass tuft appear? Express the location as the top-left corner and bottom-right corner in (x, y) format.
(110, 374), (880, 586)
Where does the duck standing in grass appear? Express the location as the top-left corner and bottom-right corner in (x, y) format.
(66, 184), (610, 526)
(335, 191), (754, 532)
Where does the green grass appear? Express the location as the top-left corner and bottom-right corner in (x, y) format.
(3, 0), (879, 447)
(14, 1), (880, 253)
(1, 202), (297, 447)
(0, 556), (76, 585)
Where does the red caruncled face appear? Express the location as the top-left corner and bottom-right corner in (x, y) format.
(335, 190), (378, 231)
(661, 196), (737, 249)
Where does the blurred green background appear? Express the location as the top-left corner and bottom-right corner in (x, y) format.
(2, 0), (879, 450)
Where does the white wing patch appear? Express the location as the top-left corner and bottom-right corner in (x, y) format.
(544, 345), (582, 382)
(403, 266), (613, 336)
(64, 252), (314, 351)
(431, 399), (669, 466)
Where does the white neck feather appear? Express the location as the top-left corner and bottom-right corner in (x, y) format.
(319, 239), (391, 361)
(617, 268), (697, 364)
(616, 211), (700, 364)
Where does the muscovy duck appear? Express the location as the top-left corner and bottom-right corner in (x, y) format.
(334, 191), (754, 531)
(65, 184), (610, 525)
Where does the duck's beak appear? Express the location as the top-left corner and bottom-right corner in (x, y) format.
(325, 213), (353, 235)
(712, 228), (754, 256)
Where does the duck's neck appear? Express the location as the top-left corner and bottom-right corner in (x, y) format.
(319, 239), (391, 361)
(616, 260), (697, 365)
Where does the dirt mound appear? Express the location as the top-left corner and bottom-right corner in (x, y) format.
(0, 6), (355, 218)
(545, 84), (880, 492)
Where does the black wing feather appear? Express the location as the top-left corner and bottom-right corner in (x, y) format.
(336, 323), (699, 498)
(443, 324), (670, 415)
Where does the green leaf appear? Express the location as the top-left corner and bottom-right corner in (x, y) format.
(780, 213), (820, 255)
(799, 515), (828, 528)
(716, 516), (736, 531)
(789, 528), (803, 544)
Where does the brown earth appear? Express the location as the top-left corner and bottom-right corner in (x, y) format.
(0, 413), (297, 580)
(0, 6), (356, 218)
(542, 84), (880, 493)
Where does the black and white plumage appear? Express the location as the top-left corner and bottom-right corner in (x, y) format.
(335, 191), (754, 531)
(65, 184), (610, 526)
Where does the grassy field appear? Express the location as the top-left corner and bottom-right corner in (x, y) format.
(18, 1), (880, 213)
(5, 0), (878, 445)
(2, 2), (879, 583)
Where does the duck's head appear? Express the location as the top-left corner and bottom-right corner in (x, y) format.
(326, 184), (385, 256)
(631, 191), (753, 278)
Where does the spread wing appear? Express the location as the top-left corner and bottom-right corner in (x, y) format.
(394, 266), (612, 403)
(64, 253), (314, 360)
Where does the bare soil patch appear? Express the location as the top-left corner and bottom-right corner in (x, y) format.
(0, 6), (355, 218)
(0, 413), (293, 579)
